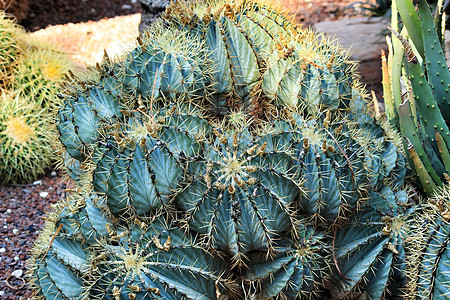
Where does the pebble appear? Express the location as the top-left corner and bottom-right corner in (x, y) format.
(122, 4), (132, 9)
(131, 0), (137, 3)
(33, 180), (42, 185)
(2, 225), (7, 229)
(0, 248), (5, 253)
(11, 269), (23, 278)
(12, 229), (19, 235)
(6, 209), (11, 213)
(51, 171), (57, 176)
(0, 291), (4, 296)
(39, 192), (49, 198)
(14, 256), (19, 261)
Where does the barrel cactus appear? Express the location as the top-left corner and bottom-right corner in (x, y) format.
(0, 91), (54, 184)
(330, 186), (415, 299)
(30, 0), (415, 299)
(12, 44), (72, 107)
(405, 185), (450, 299)
(0, 11), (24, 86)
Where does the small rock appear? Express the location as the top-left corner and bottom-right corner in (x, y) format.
(39, 192), (49, 198)
(0, 248), (5, 253)
(12, 229), (19, 235)
(11, 269), (23, 278)
(51, 171), (57, 176)
(6, 209), (11, 213)
(22, 189), (31, 194)
(33, 180), (42, 185)
(0, 291), (4, 296)
(122, 4), (132, 9)
(131, 0), (137, 3)
(2, 225), (7, 229)
(14, 256), (19, 261)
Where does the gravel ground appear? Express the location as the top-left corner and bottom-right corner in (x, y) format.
(0, 172), (68, 299)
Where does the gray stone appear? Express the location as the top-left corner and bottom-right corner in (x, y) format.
(313, 17), (390, 100)
(139, 0), (170, 32)
(11, 269), (23, 278)
(313, 17), (390, 62)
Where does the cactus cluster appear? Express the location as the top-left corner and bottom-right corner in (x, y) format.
(29, 0), (424, 299)
(0, 11), (72, 184)
(382, 0), (450, 196)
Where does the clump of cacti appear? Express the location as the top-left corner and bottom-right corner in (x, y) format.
(382, 0), (450, 196)
(0, 10), (73, 184)
(29, 0), (420, 299)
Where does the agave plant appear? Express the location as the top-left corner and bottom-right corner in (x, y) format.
(382, 0), (450, 195)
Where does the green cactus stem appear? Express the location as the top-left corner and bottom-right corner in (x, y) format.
(330, 187), (414, 299)
(245, 224), (326, 299)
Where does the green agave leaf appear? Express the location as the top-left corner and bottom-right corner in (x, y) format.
(418, 0), (450, 121)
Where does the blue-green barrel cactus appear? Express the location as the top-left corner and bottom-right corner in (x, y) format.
(175, 122), (301, 265)
(161, 0), (299, 115)
(266, 112), (406, 226)
(405, 185), (450, 299)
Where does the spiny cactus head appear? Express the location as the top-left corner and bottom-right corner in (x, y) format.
(12, 45), (72, 107)
(0, 11), (25, 81)
(120, 21), (212, 106)
(84, 104), (211, 217)
(329, 187), (415, 299)
(262, 29), (370, 120)
(164, 0), (294, 26)
(245, 223), (326, 299)
(176, 123), (302, 267)
(404, 184), (450, 299)
(0, 92), (53, 184)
